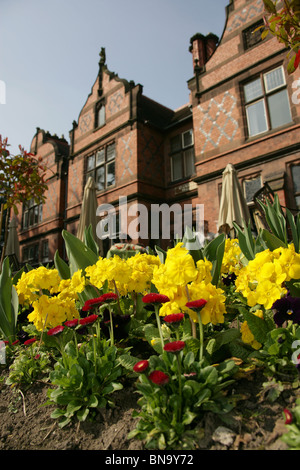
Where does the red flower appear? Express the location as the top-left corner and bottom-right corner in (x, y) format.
(47, 325), (64, 336)
(133, 360), (149, 373)
(24, 337), (37, 346)
(79, 314), (98, 326)
(186, 299), (207, 310)
(142, 293), (170, 304)
(99, 293), (118, 302)
(148, 370), (169, 386)
(64, 319), (79, 328)
(163, 313), (184, 324)
(82, 297), (103, 312)
(283, 408), (293, 425)
(164, 340), (185, 353)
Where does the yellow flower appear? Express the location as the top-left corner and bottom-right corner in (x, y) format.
(241, 309), (263, 350)
(195, 258), (212, 284)
(28, 293), (79, 331)
(187, 281), (226, 325)
(221, 238), (242, 275)
(241, 322), (261, 350)
(16, 267), (61, 305)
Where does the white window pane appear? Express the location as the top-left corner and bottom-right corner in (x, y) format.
(96, 149), (105, 165)
(264, 67), (285, 92)
(268, 89), (291, 129)
(98, 106), (105, 127)
(246, 100), (268, 136)
(244, 78), (263, 103)
(96, 166), (105, 190)
(171, 154), (182, 181)
(295, 195), (300, 210)
(106, 161), (115, 187)
(107, 143), (115, 161)
(87, 155), (95, 171)
(182, 130), (193, 148)
(184, 149), (195, 177)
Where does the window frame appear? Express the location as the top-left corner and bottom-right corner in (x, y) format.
(22, 243), (39, 264)
(243, 65), (292, 138)
(242, 19), (264, 51)
(86, 142), (116, 192)
(291, 163), (300, 210)
(22, 198), (43, 230)
(170, 129), (195, 182)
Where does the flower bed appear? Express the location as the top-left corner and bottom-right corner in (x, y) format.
(1, 197), (300, 450)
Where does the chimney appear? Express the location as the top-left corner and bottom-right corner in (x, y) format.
(189, 33), (219, 71)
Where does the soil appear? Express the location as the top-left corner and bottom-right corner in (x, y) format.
(0, 367), (299, 452)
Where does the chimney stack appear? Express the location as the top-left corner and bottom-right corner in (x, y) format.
(189, 33), (219, 71)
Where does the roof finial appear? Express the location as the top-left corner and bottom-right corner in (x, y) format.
(99, 47), (106, 66)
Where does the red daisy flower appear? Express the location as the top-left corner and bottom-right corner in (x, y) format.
(163, 313), (185, 324)
(47, 325), (64, 336)
(79, 314), (98, 326)
(142, 293), (170, 304)
(163, 340), (185, 353)
(133, 360), (149, 373)
(24, 337), (37, 346)
(99, 293), (118, 302)
(64, 319), (79, 328)
(148, 370), (169, 386)
(185, 299), (207, 310)
(82, 297), (103, 312)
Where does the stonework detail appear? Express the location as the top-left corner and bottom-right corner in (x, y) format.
(107, 91), (124, 116)
(79, 112), (92, 135)
(227, 0), (264, 33)
(197, 91), (239, 155)
(120, 133), (133, 179)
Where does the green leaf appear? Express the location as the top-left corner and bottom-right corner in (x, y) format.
(0, 257), (18, 343)
(62, 230), (99, 275)
(261, 229), (287, 251)
(240, 307), (270, 344)
(263, 0), (277, 14)
(54, 250), (71, 279)
(84, 225), (99, 256)
(118, 353), (140, 370)
(203, 233), (225, 285)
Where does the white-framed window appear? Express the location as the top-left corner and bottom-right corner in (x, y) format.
(244, 66), (292, 137)
(170, 130), (195, 182)
(86, 142), (115, 191)
(22, 198), (43, 229)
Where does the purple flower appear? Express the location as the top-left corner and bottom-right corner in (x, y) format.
(272, 295), (300, 327)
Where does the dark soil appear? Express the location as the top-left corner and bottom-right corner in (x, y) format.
(0, 367), (299, 451)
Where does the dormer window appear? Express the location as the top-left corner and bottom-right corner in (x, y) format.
(95, 100), (106, 128)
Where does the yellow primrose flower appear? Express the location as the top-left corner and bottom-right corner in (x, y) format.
(28, 293), (79, 331)
(187, 281), (226, 325)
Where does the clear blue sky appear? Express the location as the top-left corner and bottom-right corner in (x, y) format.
(0, 0), (229, 155)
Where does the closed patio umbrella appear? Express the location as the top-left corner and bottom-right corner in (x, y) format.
(77, 176), (102, 254)
(5, 216), (20, 262)
(218, 163), (251, 236)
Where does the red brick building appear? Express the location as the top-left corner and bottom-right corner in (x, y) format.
(17, 0), (300, 265)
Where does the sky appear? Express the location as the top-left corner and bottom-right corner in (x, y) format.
(0, 0), (229, 155)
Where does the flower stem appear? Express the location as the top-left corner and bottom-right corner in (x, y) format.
(176, 354), (182, 422)
(197, 311), (204, 362)
(109, 307), (114, 346)
(154, 305), (164, 349)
